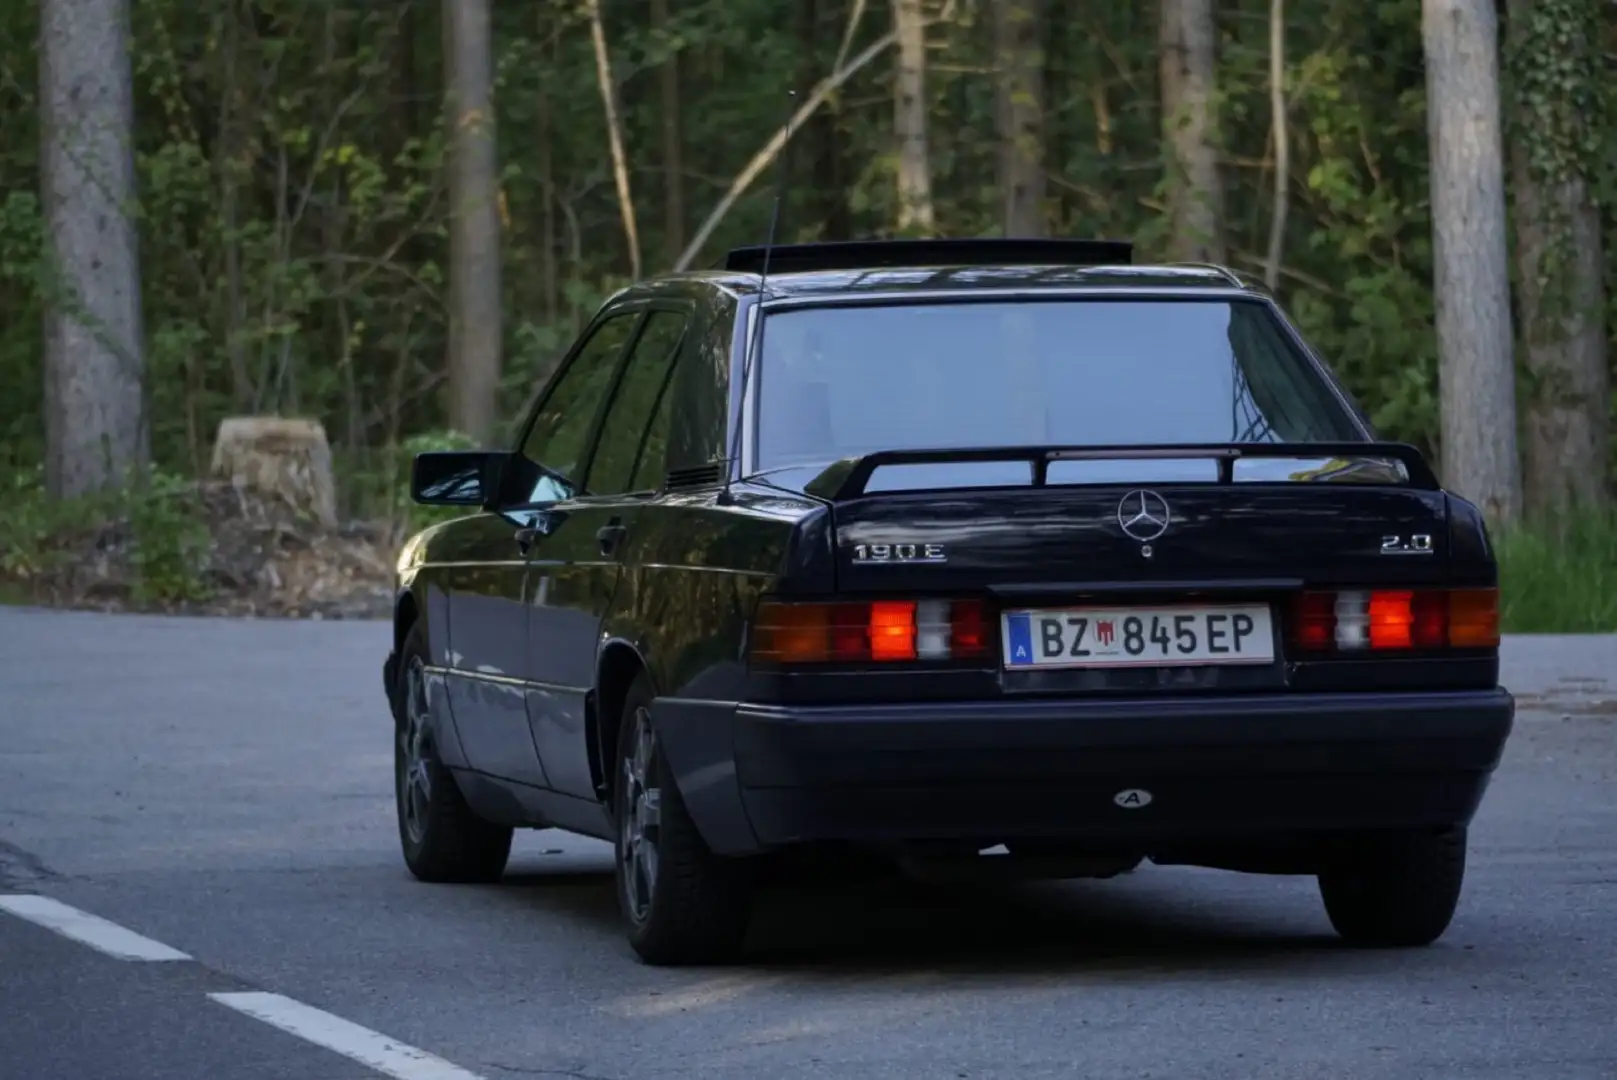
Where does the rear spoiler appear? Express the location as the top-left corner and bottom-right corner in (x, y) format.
(802, 442), (1441, 501)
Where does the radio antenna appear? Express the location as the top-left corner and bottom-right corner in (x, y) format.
(717, 88), (798, 507)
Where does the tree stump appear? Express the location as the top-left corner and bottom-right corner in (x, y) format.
(209, 417), (339, 530)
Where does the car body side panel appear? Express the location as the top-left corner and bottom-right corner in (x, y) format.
(394, 520), (455, 667)
(447, 768), (537, 827)
(652, 698), (755, 854)
(392, 532), (469, 770)
(525, 501), (638, 800)
(1444, 490), (1497, 585)
(603, 492), (814, 853)
(405, 515), (550, 788)
(612, 493), (814, 698)
(401, 543), (611, 832)
(421, 670), (469, 769)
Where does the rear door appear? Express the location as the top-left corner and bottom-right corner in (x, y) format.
(525, 305), (692, 800)
(463, 308), (641, 785)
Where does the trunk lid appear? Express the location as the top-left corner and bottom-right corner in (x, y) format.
(800, 444), (1450, 595)
(831, 484), (1449, 594)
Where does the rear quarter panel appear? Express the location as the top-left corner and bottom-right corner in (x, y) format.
(601, 488), (827, 701)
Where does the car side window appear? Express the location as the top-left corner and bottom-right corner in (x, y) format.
(517, 312), (639, 501)
(585, 311), (689, 496)
(628, 357), (681, 493)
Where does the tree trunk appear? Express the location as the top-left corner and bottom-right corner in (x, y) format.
(1158, 0), (1224, 262)
(994, 0), (1047, 237)
(39, 0), (148, 498)
(891, 0), (934, 234)
(1044, 1), (1071, 231)
(444, 0), (503, 445)
(586, 0), (642, 280)
(1505, 0), (1609, 516)
(217, 0), (251, 411)
(537, 37), (558, 330)
(652, 0), (685, 266)
(1423, 0), (1521, 522)
(1263, 0), (1289, 291)
(813, 0), (856, 240)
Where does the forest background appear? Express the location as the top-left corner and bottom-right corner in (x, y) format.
(1, 0), (1613, 629)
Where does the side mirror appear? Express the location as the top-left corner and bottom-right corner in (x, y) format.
(410, 450), (510, 507)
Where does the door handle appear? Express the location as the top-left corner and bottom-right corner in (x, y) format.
(596, 517), (627, 557)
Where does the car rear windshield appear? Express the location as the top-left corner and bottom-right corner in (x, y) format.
(754, 298), (1363, 471)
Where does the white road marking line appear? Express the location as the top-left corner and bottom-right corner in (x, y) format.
(0, 894), (192, 961)
(209, 992), (489, 1080)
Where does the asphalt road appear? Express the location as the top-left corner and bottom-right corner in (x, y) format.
(2, 606), (1615, 1080)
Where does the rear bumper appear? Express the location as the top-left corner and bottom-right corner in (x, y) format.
(651, 689), (1514, 857)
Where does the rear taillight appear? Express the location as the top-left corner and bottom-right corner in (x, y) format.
(1289, 587), (1499, 653)
(751, 598), (992, 665)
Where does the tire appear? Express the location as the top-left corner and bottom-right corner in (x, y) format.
(614, 672), (753, 965)
(1317, 827), (1467, 948)
(393, 621), (513, 884)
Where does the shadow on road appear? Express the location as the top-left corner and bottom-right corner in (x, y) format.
(493, 863), (1357, 978)
(745, 876), (1346, 976)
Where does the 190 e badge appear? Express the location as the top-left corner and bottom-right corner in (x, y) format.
(851, 543), (947, 564)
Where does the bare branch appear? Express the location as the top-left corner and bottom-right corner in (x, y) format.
(833, 0), (868, 71)
(586, 0), (641, 280)
(319, 253), (445, 307)
(674, 27), (898, 272)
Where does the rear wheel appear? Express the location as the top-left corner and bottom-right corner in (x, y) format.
(1317, 827), (1466, 947)
(614, 672), (753, 965)
(393, 623), (513, 883)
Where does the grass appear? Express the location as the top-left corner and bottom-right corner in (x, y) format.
(1496, 509), (1617, 633)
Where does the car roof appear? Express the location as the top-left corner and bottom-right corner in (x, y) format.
(615, 238), (1266, 305)
(715, 263), (1254, 297)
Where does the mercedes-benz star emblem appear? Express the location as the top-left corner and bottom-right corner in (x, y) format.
(1117, 489), (1171, 542)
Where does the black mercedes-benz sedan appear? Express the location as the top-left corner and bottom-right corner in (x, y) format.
(383, 238), (1514, 965)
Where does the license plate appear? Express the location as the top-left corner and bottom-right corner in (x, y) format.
(1001, 604), (1275, 669)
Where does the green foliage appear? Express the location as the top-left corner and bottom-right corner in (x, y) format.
(392, 429), (482, 534)
(124, 473), (214, 605)
(0, 0), (1480, 485)
(0, 466), (84, 581)
(0, 465), (211, 605)
(1497, 509), (1617, 632)
(1504, 0), (1608, 330)
(1, 0), (1614, 631)
(0, 191), (44, 467)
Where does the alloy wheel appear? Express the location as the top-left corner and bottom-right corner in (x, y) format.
(399, 656), (434, 845)
(620, 705), (663, 923)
